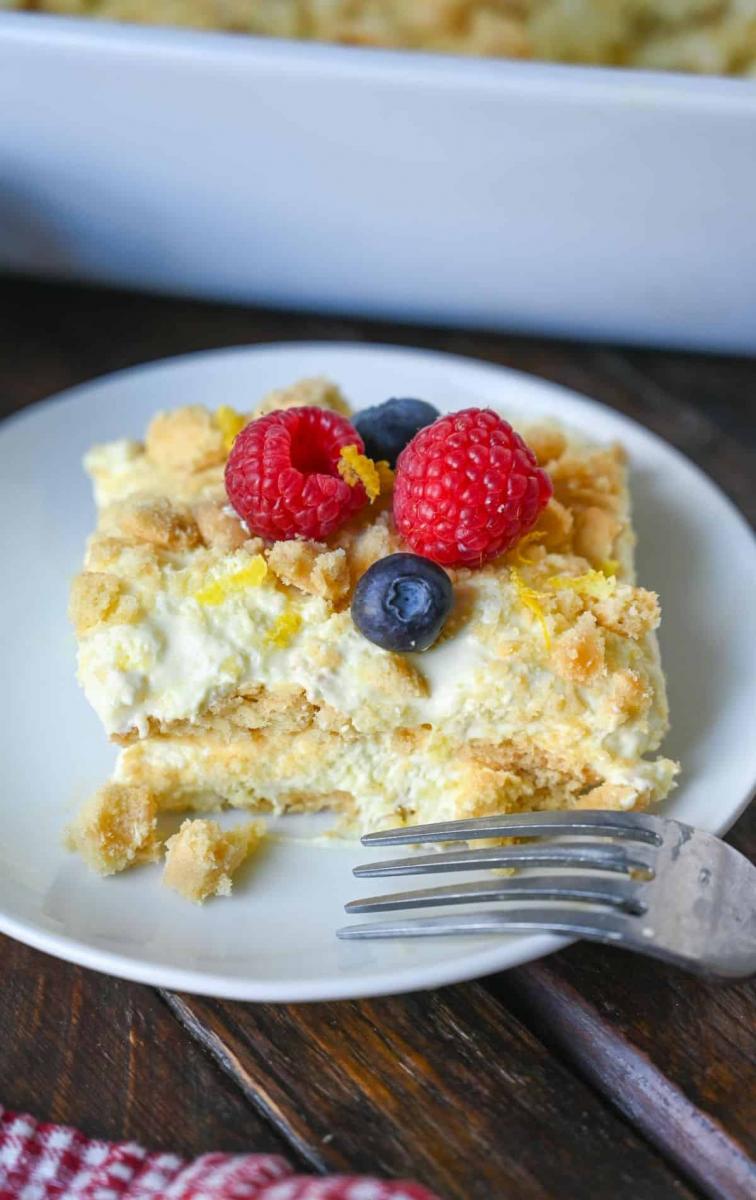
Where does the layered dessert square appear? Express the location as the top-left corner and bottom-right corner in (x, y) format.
(69, 376), (677, 887)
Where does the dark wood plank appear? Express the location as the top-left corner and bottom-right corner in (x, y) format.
(499, 808), (756, 1200)
(164, 984), (697, 1200)
(0, 935), (291, 1160)
(623, 348), (756, 448)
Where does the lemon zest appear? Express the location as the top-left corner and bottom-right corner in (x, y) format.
(338, 444), (381, 502)
(194, 555), (268, 605)
(512, 530), (546, 565)
(546, 569), (617, 601)
(215, 405), (246, 452)
(264, 608), (302, 648)
(510, 567), (551, 649)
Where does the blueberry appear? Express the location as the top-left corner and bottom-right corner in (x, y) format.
(351, 553), (453, 653)
(353, 398), (439, 468)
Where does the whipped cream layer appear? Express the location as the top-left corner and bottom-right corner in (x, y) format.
(77, 539), (671, 798)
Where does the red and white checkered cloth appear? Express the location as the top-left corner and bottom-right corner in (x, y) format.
(0, 1109), (441, 1200)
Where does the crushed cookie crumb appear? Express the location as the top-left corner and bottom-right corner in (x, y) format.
(549, 448), (624, 512)
(163, 818), (265, 903)
(253, 377), (350, 418)
(573, 505), (620, 565)
(594, 586), (660, 640)
(510, 530), (546, 564)
(574, 783), (641, 811)
(523, 425), (567, 465)
(533, 498), (574, 553)
(552, 612), (606, 683)
(66, 783), (160, 875)
(358, 651), (429, 700)
(69, 572), (141, 636)
(193, 499), (248, 552)
(604, 669), (653, 721)
(267, 540), (350, 603)
(115, 497), (202, 552)
(334, 511), (401, 585)
(145, 405), (227, 472)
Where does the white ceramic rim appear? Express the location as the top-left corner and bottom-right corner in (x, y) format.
(2, 10), (756, 115)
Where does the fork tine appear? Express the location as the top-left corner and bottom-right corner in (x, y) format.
(345, 873), (647, 914)
(361, 810), (663, 847)
(353, 840), (657, 878)
(337, 906), (632, 942)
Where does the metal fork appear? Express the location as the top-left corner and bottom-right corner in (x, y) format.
(337, 810), (756, 979)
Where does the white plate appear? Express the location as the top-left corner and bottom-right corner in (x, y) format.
(1, 342), (754, 1001)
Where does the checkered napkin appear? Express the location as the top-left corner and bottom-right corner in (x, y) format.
(0, 1109), (441, 1200)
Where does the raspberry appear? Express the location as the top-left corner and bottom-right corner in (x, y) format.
(225, 407), (368, 541)
(393, 408), (553, 567)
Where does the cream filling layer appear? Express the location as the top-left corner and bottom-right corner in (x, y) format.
(77, 550), (669, 781)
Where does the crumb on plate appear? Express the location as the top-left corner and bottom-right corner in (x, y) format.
(162, 818), (266, 903)
(66, 782), (160, 875)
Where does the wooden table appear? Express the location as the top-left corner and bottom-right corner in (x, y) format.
(1, 277), (754, 1200)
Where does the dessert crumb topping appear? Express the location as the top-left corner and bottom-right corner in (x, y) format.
(69, 571), (141, 636)
(146, 405), (227, 473)
(115, 496), (202, 552)
(267, 539), (351, 603)
(594, 587), (661, 640)
(552, 612), (606, 683)
(193, 498), (249, 552)
(163, 818), (265, 903)
(66, 783), (160, 876)
(252, 376), (350, 419)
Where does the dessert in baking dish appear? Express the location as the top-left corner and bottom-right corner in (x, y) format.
(11, 1), (756, 77)
(67, 376), (677, 895)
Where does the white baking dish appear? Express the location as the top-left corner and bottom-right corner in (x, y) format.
(1, 12), (755, 351)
